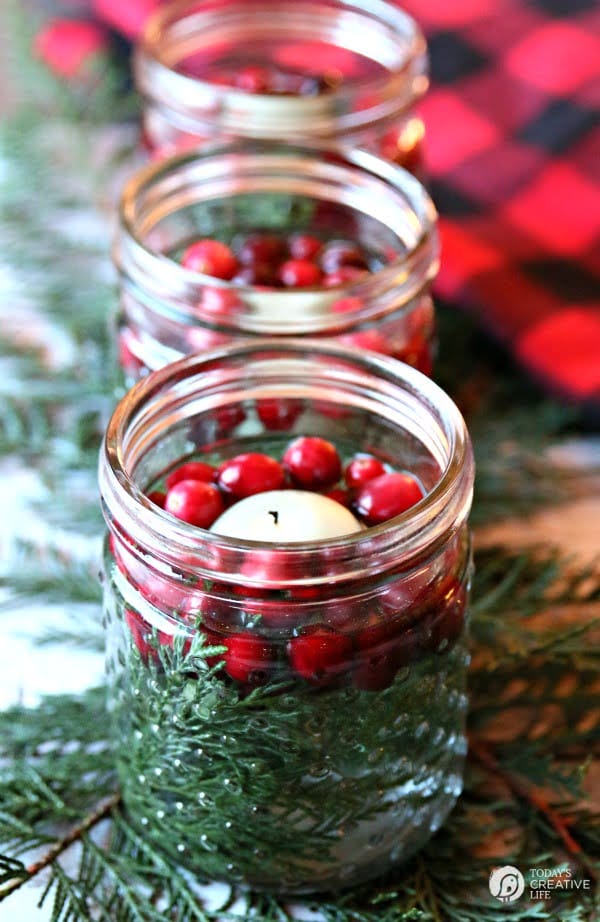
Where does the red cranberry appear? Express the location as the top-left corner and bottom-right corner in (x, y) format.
(323, 267), (367, 287)
(278, 259), (322, 288)
(331, 295), (364, 315)
(282, 436), (342, 490)
(146, 490), (166, 508)
(288, 626), (353, 685)
(217, 452), (285, 499)
(186, 328), (230, 352)
(289, 234), (322, 261)
(214, 405), (247, 437)
(237, 233), (287, 267)
(378, 578), (417, 621)
(353, 621), (420, 691)
(239, 549), (291, 588)
(323, 487), (353, 508)
(124, 608), (191, 664)
(235, 66), (271, 93)
(354, 472), (424, 526)
(165, 479), (225, 528)
(109, 532), (130, 578)
(124, 608), (161, 662)
(242, 596), (300, 630)
(423, 581), (467, 654)
(320, 241), (369, 274)
(396, 335), (433, 376)
(257, 397), (304, 431)
(182, 239), (238, 280)
(165, 461), (216, 491)
(223, 632), (276, 685)
(199, 286), (242, 316)
(338, 329), (393, 355)
(232, 263), (277, 286)
(344, 456), (387, 490)
(136, 571), (202, 617)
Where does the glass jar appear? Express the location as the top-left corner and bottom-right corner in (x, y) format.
(114, 141), (439, 385)
(135, 0), (428, 172)
(100, 340), (474, 894)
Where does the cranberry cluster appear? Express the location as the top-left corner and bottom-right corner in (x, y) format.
(149, 436), (424, 530)
(112, 437), (466, 693)
(214, 63), (335, 96)
(122, 568), (466, 694)
(181, 233), (377, 289)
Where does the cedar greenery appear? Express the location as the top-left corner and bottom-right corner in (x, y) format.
(0, 15), (598, 920)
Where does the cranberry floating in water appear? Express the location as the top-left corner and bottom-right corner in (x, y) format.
(165, 461), (216, 491)
(354, 472), (424, 525)
(217, 452), (285, 500)
(223, 632), (276, 685)
(235, 65), (271, 94)
(288, 626), (353, 685)
(278, 259), (322, 288)
(323, 267), (367, 287)
(282, 436), (342, 490)
(237, 233), (288, 267)
(344, 456), (387, 490)
(165, 479), (225, 528)
(257, 397), (304, 431)
(289, 233), (322, 261)
(320, 241), (369, 274)
(182, 239), (238, 280)
(146, 490), (166, 508)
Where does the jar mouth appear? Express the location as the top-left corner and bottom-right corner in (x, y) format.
(135, 0), (428, 137)
(100, 340), (473, 587)
(116, 140), (439, 336)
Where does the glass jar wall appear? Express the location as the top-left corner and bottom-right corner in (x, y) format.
(114, 141), (439, 385)
(135, 0), (428, 172)
(99, 341), (474, 893)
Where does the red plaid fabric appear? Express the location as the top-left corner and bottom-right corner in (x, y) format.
(399, 0), (600, 407)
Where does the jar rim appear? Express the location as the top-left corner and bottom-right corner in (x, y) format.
(115, 140), (439, 336)
(100, 340), (473, 587)
(135, 0), (428, 137)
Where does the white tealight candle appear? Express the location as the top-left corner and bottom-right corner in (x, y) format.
(210, 490), (363, 543)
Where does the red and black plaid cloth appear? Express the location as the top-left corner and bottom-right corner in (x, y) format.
(399, 0), (600, 408)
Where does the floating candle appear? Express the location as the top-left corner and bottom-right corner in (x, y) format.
(210, 489), (363, 542)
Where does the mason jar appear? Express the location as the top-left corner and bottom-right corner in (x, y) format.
(135, 0), (428, 172)
(100, 340), (474, 894)
(114, 141), (439, 385)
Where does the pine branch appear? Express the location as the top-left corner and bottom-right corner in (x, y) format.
(1, 794), (121, 900)
(470, 741), (597, 882)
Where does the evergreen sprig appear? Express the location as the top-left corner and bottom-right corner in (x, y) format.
(0, 549), (598, 920)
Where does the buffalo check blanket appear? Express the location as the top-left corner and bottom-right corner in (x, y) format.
(399, 0), (600, 408)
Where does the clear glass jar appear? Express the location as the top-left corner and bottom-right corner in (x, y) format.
(114, 141), (439, 385)
(100, 340), (474, 894)
(135, 0), (428, 172)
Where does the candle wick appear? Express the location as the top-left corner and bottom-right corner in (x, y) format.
(268, 510), (279, 525)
